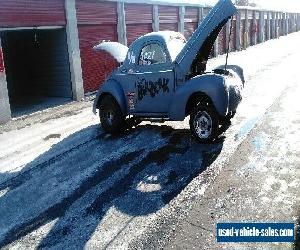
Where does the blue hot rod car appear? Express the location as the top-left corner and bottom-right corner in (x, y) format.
(93, 0), (244, 142)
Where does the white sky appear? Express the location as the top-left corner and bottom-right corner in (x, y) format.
(246, 0), (300, 11)
(254, 0), (300, 12)
(149, 0), (300, 12)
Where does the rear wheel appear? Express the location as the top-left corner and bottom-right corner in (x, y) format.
(190, 104), (219, 143)
(99, 95), (125, 134)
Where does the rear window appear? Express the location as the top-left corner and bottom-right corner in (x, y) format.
(139, 43), (167, 65)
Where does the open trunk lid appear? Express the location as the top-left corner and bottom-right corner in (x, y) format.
(93, 41), (128, 63)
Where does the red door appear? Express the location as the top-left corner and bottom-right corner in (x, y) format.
(0, 0), (66, 27)
(76, 0), (119, 93)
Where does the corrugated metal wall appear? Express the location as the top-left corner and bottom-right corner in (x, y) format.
(159, 6), (179, 31)
(0, 0), (66, 27)
(76, 0), (118, 93)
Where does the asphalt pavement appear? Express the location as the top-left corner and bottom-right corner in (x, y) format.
(0, 32), (299, 249)
(163, 60), (300, 250)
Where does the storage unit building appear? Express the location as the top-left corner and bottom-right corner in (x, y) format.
(0, 0), (77, 117)
(0, 0), (298, 123)
(0, 0), (83, 122)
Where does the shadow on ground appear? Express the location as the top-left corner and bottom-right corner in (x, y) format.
(0, 123), (226, 248)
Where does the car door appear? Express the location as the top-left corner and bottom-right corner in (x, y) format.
(127, 42), (174, 114)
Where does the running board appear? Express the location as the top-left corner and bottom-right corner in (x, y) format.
(143, 118), (168, 123)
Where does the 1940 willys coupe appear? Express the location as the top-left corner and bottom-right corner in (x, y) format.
(93, 0), (245, 142)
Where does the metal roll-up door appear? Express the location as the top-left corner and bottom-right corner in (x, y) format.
(32, 29), (72, 98)
(250, 17), (256, 45)
(184, 22), (197, 39)
(78, 26), (118, 93)
(159, 6), (179, 31)
(127, 23), (152, 45)
(231, 19), (237, 50)
(184, 7), (199, 39)
(76, 0), (118, 93)
(254, 11), (260, 43)
(279, 15), (284, 36)
(218, 26), (227, 55)
(2, 29), (72, 100)
(76, 1), (117, 25)
(125, 3), (153, 45)
(0, 0), (66, 28)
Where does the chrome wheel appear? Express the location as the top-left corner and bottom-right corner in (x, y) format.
(190, 104), (219, 142)
(193, 111), (213, 139)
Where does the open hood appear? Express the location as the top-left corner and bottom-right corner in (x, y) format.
(175, 0), (237, 75)
(93, 42), (128, 63)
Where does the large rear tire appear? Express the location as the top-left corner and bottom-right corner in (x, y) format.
(99, 95), (125, 134)
(190, 104), (219, 143)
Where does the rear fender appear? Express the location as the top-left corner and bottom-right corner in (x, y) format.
(93, 80), (127, 115)
(169, 74), (228, 120)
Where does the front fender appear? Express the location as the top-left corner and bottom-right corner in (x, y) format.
(215, 64), (245, 85)
(93, 79), (127, 115)
(169, 74), (228, 120)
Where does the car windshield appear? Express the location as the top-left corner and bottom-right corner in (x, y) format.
(168, 36), (186, 61)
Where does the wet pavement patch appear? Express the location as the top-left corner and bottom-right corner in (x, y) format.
(235, 116), (260, 141)
(43, 134), (61, 141)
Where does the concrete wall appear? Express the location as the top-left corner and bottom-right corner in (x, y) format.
(65, 0), (84, 101)
(0, 37), (11, 123)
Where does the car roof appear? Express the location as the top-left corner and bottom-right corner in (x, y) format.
(134, 31), (185, 45)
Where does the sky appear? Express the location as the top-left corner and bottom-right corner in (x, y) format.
(248, 0), (300, 11)
(148, 0), (300, 12)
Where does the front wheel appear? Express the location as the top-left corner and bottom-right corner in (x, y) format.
(189, 104), (219, 143)
(99, 95), (125, 134)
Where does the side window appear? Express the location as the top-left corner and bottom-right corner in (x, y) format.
(139, 43), (167, 66)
